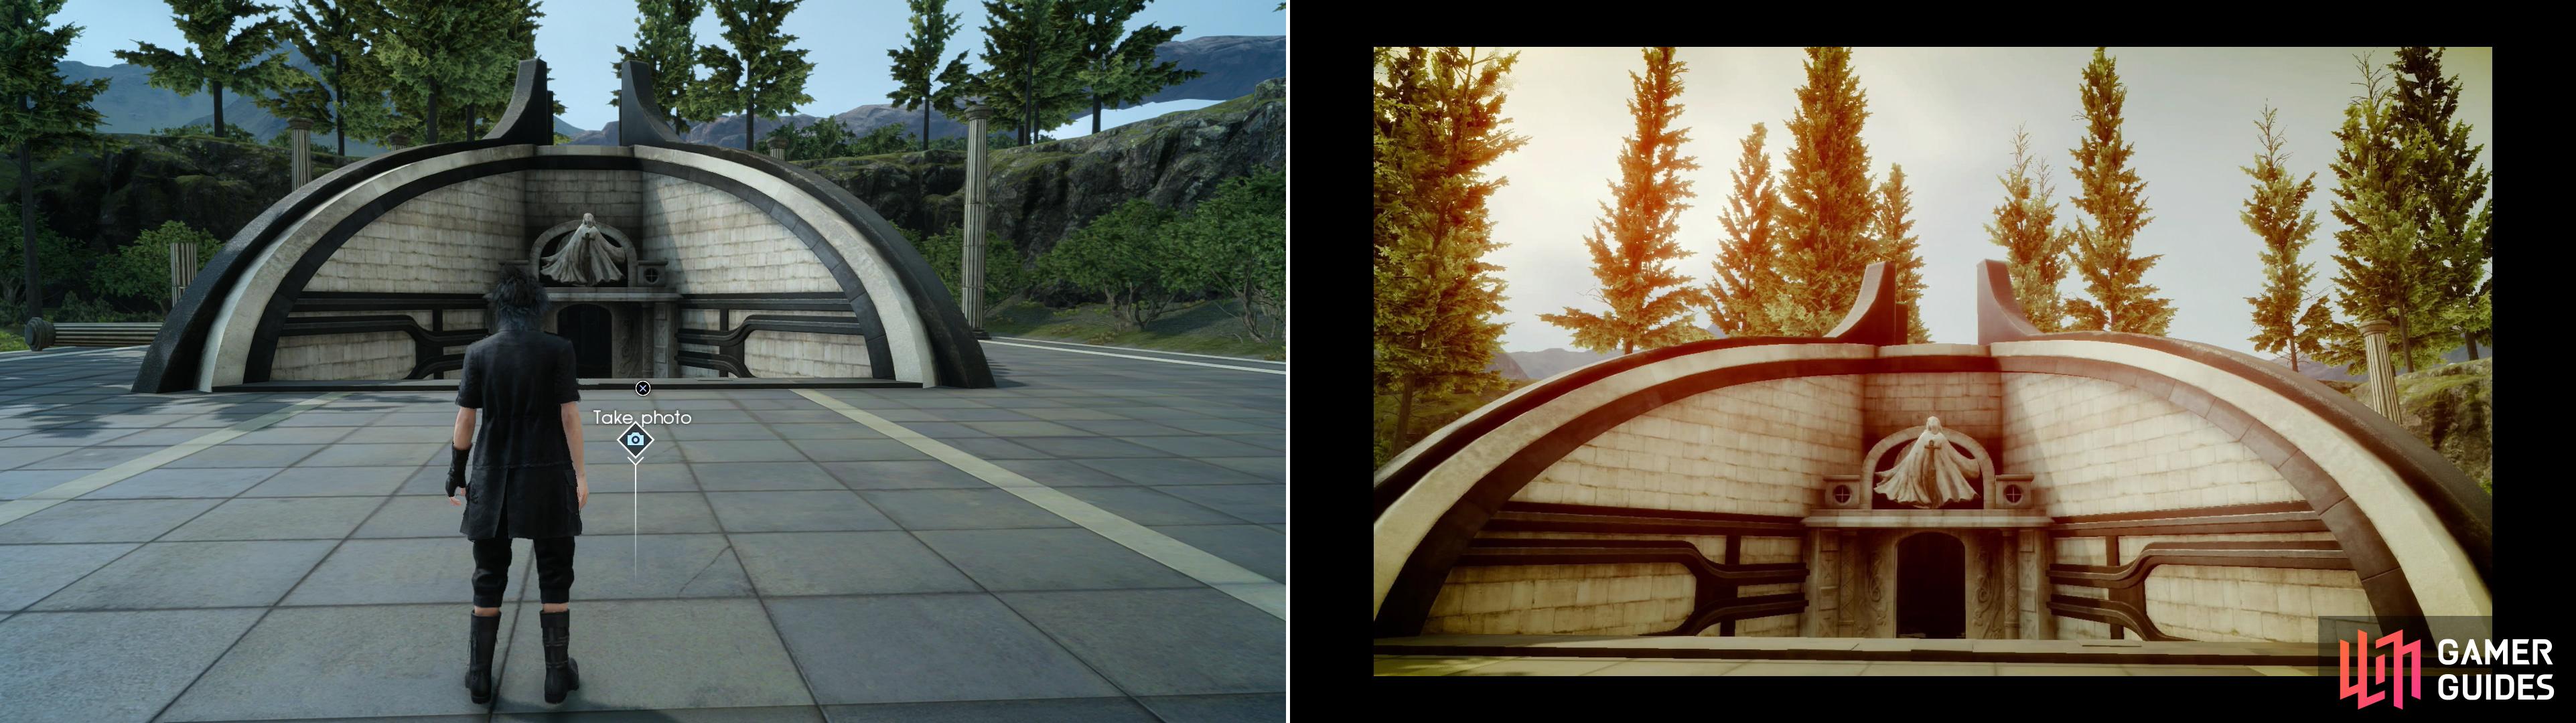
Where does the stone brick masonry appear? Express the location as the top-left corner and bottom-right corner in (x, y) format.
(2001, 373), (2304, 517)
(1512, 376), (1864, 517)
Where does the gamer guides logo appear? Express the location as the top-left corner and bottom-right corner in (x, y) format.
(2338, 631), (2555, 708)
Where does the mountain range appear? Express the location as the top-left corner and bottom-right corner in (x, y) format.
(63, 35), (1282, 155)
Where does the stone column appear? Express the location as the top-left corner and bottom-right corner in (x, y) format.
(2358, 319), (2401, 418)
(961, 100), (991, 339)
(768, 136), (787, 160)
(287, 118), (313, 187)
(652, 301), (676, 377)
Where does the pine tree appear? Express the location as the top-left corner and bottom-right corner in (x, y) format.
(972, 0), (1086, 145)
(2062, 47), (2174, 335)
(1705, 123), (1783, 337)
(2387, 47), (2491, 361)
(2240, 105), (2329, 372)
(2325, 56), (2445, 374)
(1769, 47), (1878, 336)
(1373, 46), (1524, 449)
(1984, 127), (2074, 331)
(5, 0), (112, 319)
(886, 0), (972, 151)
(1875, 164), (1930, 343)
(1539, 48), (1708, 354)
(1064, 0), (1199, 136)
(112, 0), (297, 140)
(366, 0), (522, 144)
(614, 0), (703, 135)
(276, 0), (380, 157)
(685, 0), (816, 152)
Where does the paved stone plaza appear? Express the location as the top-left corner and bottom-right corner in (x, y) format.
(0, 339), (1285, 722)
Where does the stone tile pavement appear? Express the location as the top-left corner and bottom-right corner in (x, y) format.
(0, 342), (1285, 722)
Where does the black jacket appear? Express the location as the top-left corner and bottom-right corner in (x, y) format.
(456, 329), (583, 540)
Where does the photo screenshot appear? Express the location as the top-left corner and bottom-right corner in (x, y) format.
(1371, 46), (2510, 704)
(1, 0), (1287, 720)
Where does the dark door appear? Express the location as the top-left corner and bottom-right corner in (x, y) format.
(557, 304), (611, 378)
(1895, 532), (1966, 639)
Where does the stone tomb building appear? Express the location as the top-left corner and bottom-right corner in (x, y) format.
(133, 60), (991, 392)
(1372, 262), (2491, 646)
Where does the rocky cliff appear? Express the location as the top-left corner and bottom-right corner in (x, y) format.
(2338, 359), (2492, 493)
(797, 78), (1284, 258)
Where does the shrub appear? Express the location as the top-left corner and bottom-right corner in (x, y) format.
(1041, 198), (1184, 331)
(96, 221), (219, 313)
(906, 224), (1029, 327)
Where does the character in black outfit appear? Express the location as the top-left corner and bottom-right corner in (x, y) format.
(447, 266), (590, 704)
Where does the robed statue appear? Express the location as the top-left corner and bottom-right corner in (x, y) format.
(541, 212), (628, 285)
(1873, 416), (1981, 507)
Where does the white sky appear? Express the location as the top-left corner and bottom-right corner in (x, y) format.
(1481, 47), (2492, 355)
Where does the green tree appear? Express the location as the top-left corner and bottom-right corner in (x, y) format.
(1539, 46), (1708, 354)
(276, 0), (379, 157)
(2062, 47), (2174, 335)
(908, 223), (1027, 327)
(2325, 56), (2445, 374)
(0, 204), (86, 314)
(96, 220), (218, 312)
(1705, 123), (1782, 337)
(366, 0), (520, 144)
(1064, 0), (1198, 136)
(2240, 105), (2330, 372)
(1042, 198), (1180, 331)
(6, 0), (110, 320)
(1768, 46), (1878, 336)
(885, 0), (972, 151)
(614, 0), (703, 135)
(112, 0), (295, 140)
(2387, 46), (2491, 360)
(683, 0), (815, 152)
(972, 0), (1084, 146)
(1985, 126), (2074, 332)
(1373, 46), (1522, 449)
(1875, 163), (1929, 343)
(1172, 169), (1285, 341)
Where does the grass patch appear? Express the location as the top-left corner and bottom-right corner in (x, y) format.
(0, 327), (25, 352)
(983, 298), (1282, 361)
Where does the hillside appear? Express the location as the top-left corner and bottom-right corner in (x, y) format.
(2340, 359), (2493, 494)
(797, 78), (1283, 260)
(3, 80), (1279, 305)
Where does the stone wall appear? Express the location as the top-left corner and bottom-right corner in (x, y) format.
(521, 169), (643, 251)
(1422, 563), (1695, 636)
(1457, 530), (1804, 637)
(638, 175), (838, 294)
(270, 311), (431, 380)
(305, 173), (525, 294)
(1510, 376), (1864, 516)
(741, 319), (872, 378)
(1863, 372), (2003, 453)
(2000, 373), (2305, 517)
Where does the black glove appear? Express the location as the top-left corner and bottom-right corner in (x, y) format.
(445, 446), (469, 499)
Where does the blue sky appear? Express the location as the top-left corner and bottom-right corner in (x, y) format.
(57, 0), (1285, 133)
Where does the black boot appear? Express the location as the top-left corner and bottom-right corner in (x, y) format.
(464, 613), (499, 704)
(541, 610), (581, 704)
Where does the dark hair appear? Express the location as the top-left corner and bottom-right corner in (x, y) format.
(487, 264), (549, 331)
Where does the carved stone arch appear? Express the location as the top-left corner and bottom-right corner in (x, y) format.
(1860, 424), (1997, 484)
(528, 217), (634, 278)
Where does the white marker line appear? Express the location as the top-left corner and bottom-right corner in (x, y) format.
(982, 340), (1287, 376)
(0, 346), (145, 364)
(792, 388), (1284, 619)
(0, 392), (352, 527)
(991, 336), (1285, 364)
